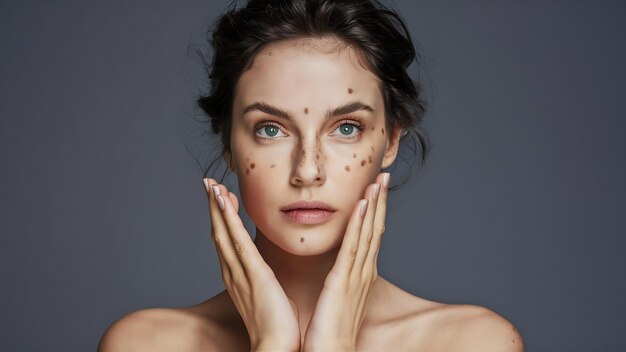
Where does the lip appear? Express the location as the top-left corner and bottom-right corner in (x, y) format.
(280, 201), (337, 212)
(280, 201), (337, 225)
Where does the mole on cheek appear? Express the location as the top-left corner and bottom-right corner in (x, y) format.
(348, 88), (353, 94)
(246, 168), (250, 175)
(352, 153), (357, 158)
(316, 153), (319, 160)
(368, 155), (372, 164)
(361, 160), (366, 167)
(300, 237), (305, 243)
(270, 164), (276, 168)
(381, 128), (385, 135)
(250, 163), (255, 169)
(304, 107), (308, 114)
(345, 165), (351, 172)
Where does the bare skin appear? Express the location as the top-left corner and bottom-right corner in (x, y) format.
(98, 37), (523, 351)
(98, 285), (522, 351)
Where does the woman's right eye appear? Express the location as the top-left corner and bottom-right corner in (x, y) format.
(255, 122), (287, 139)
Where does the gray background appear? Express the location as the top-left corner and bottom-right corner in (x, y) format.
(1, 0), (624, 351)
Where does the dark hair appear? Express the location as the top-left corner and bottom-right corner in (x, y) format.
(197, 0), (429, 190)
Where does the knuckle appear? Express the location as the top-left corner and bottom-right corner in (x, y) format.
(349, 247), (358, 259)
(234, 241), (244, 256)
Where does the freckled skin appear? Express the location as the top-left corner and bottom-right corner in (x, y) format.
(229, 37), (400, 258)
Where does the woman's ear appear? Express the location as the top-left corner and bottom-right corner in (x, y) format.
(381, 124), (403, 169)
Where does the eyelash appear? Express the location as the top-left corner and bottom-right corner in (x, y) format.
(254, 118), (365, 140)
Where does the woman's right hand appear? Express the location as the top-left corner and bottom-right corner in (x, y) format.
(203, 178), (301, 352)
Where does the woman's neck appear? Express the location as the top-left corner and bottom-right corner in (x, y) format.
(253, 229), (339, 324)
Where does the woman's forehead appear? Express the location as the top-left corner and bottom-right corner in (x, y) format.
(234, 37), (382, 115)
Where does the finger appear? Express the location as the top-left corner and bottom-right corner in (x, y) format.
(352, 176), (383, 277)
(364, 172), (389, 274)
(203, 178), (242, 282)
(229, 191), (239, 213)
(332, 194), (369, 278)
(202, 178), (232, 283)
(216, 184), (265, 276)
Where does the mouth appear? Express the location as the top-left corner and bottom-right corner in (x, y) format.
(280, 201), (337, 224)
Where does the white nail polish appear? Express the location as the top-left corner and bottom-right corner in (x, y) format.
(211, 185), (221, 198)
(360, 199), (368, 217)
(216, 195), (225, 211)
(382, 173), (390, 187)
(372, 184), (380, 199)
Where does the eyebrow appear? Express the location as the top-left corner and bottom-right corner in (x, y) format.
(241, 101), (374, 120)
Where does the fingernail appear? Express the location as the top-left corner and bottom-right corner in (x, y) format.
(359, 199), (368, 217)
(211, 185), (221, 198)
(202, 178), (209, 190)
(382, 173), (390, 187)
(216, 195), (225, 211)
(372, 184), (380, 199)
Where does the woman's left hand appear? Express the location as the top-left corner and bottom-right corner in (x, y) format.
(302, 172), (390, 352)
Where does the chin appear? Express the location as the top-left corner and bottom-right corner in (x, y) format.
(257, 223), (345, 257)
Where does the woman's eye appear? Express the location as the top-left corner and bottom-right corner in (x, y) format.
(330, 121), (363, 138)
(255, 123), (287, 139)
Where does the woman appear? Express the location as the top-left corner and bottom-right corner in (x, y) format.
(99, 0), (523, 350)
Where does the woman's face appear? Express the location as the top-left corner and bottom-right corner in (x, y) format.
(230, 36), (401, 256)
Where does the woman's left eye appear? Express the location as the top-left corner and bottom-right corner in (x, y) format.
(330, 120), (363, 138)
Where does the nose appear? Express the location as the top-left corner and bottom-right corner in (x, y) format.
(290, 138), (325, 187)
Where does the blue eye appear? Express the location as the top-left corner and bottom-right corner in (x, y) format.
(255, 123), (286, 139)
(339, 124), (356, 135)
(331, 120), (363, 138)
(263, 125), (279, 137)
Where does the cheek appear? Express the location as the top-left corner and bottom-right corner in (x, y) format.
(234, 150), (287, 212)
(332, 140), (382, 172)
(326, 141), (384, 196)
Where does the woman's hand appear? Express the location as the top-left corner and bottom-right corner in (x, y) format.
(302, 172), (390, 352)
(202, 178), (301, 352)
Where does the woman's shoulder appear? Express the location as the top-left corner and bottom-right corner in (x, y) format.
(97, 307), (211, 351)
(97, 291), (243, 352)
(407, 302), (523, 351)
(370, 278), (524, 351)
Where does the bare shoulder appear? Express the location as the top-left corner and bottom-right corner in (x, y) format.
(363, 278), (522, 351)
(98, 291), (248, 352)
(407, 302), (524, 351)
(97, 307), (214, 352)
